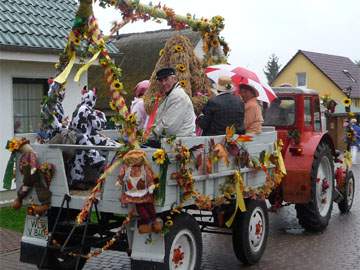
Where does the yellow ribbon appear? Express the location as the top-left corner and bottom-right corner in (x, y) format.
(226, 171), (246, 227)
(74, 50), (101, 82)
(54, 52), (76, 84)
(344, 150), (352, 169)
(275, 139), (287, 175)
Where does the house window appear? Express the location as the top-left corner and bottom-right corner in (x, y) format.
(296, 72), (307, 87)
(13, 78), (47, 134)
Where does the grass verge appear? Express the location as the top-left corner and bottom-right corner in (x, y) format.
(0, 206), (26, 233)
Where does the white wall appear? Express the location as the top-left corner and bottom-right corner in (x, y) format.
(0, 59), (87, 191)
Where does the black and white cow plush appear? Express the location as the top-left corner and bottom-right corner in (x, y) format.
(40, 80), (68, 141)
(68, 87), (117, 186)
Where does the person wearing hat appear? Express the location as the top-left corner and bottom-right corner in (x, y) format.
(197, 76), (245, 136)
(131, 80), (150, 131)
(239, 83), (264, 134)
(148, 67), (196, 146)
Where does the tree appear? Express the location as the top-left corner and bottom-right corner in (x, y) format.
(264, 54), (281, 85)
(355, 60), (360, 67)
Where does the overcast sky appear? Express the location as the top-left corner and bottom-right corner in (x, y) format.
(94, 0), (360, 81)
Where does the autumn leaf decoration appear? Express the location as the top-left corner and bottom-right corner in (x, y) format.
(214, 144), (229, 166)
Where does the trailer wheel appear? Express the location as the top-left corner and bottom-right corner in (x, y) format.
(131, 213), (202, 270)
(338, 170), (355, 213)
(295, 143), (334, 232)
(232, 199), (268, 265)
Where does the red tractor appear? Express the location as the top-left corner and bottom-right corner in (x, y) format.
(264, 87), (355, 232)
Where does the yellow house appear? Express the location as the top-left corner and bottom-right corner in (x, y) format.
(273, 50), (360, 108)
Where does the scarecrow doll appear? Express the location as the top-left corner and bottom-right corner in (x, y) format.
(117, 150), (163, 234)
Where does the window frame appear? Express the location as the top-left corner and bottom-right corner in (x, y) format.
(296, 72), (307, 87)
(13, 78), (48, 134)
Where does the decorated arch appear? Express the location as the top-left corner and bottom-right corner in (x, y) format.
(45, 0), (230, 147)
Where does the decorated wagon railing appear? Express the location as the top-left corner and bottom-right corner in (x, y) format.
(14, 126), (285, 269)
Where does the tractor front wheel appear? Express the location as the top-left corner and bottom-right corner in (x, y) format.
(295, 143), (334, 232)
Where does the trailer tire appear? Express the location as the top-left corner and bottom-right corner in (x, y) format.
(295, 143), (334, 232)
(131, 213), (202, 270)
(232, 199), (268, 265)
(338, 170), (355, 213)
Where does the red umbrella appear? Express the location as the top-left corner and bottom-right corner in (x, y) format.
(205, 64), (277, 103)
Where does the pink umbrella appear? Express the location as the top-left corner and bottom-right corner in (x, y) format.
(205, 64), (277, 103)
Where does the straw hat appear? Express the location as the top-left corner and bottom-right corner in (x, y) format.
(217, 76), (233, 92)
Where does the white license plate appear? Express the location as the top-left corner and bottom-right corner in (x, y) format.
(24, 215), (49, 240)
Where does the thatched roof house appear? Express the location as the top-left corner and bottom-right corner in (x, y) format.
(89, 29), (202, 111)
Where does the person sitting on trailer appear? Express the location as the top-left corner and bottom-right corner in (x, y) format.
(146, 67), (196, 147)
(197, 75), (245, 135)
(238, 83), (264, 134)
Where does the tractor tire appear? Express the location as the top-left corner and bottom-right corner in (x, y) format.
(232, 199), (269, 265)
(338, 170), (355, 213)
(131, 213), (202, 270)
(295, 143), (334, 232)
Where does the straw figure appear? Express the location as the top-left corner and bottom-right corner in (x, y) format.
(143, 34), (211, 116)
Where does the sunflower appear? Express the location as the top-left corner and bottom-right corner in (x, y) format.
(211, 39), (220, 47)
(109, 100), (116, 111)
(348, 112), (355, 118)
(110, 0), (117, 5)
(6, 140), (19, 152)
(111, 80), (123, 92)
(126, 113), (137, 125)
(165, 219), (173, 227)
(343, 98), (352, 107)
(69, 31), (80, 46)
(174, 44), (184, 53)
(176, 64), (186, 72)
(152, 149), (166, 165)
(159, 49), (165, 56)
(347, 132), (354, 138)
(179, 80), (187, 88)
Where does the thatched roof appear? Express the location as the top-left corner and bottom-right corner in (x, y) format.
(89, 28), (201, 111)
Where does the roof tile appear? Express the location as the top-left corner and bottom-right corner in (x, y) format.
(301, 50), (360, 98)
(0, 0), (118, 54)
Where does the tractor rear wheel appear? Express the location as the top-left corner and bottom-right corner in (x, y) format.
(295, 143), (334, 232)
(338, 170), (355, 213)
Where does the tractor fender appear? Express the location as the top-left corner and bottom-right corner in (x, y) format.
(282, 132), (335, 204)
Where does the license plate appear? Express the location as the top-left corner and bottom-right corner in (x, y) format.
(24, 215), (49, 240)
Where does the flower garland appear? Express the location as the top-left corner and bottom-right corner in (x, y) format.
(98, 0), (229, 66)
